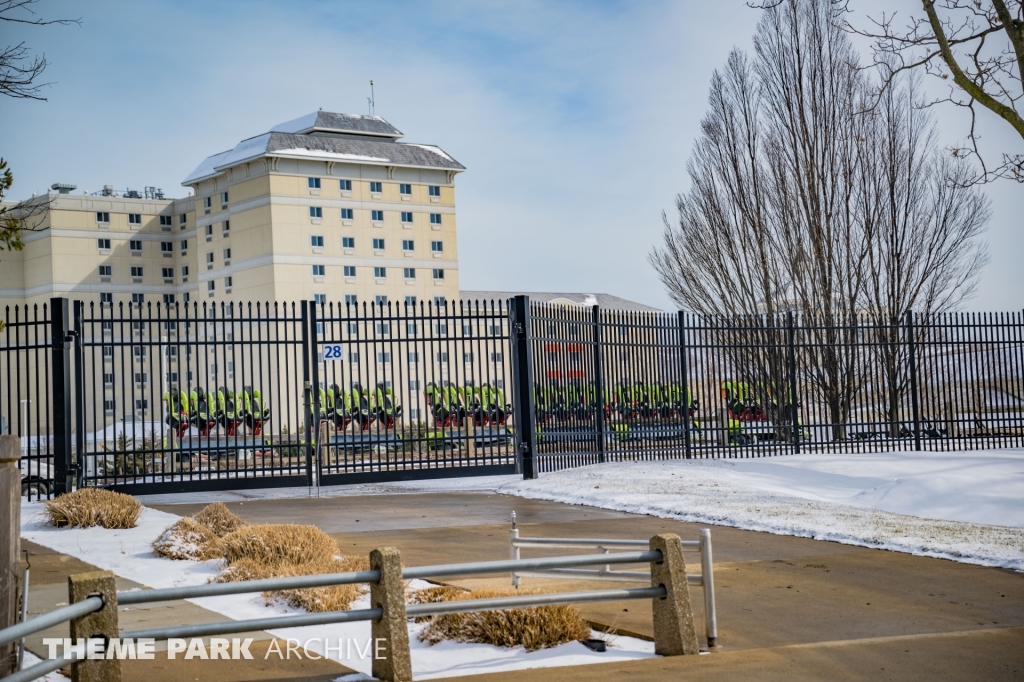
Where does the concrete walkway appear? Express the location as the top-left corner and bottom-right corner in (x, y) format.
(148, 491), (1024, 680)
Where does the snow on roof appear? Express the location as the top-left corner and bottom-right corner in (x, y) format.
(270, 112), (319, 134)
(181, 149), (233, 185)
(270, 147), (390, 163)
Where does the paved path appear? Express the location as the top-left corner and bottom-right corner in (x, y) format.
(149, 491), (1024, 680)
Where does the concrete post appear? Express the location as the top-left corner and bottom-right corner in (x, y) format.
(466, 417), (477, 459)
(68, 570), (120, 682)
(944, 400), (957, 439)
(370, 547), (412, 682)
(649, 533), (700, 656)
(0, 435), (21, 676)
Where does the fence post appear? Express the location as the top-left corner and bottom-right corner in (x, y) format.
(786, 311), (800, 455)
(592, 305), (606, 464)
(369, 547), (412, 682)
(68, 570), (120, 682)
(73, 301), (85, 489)
(308, 301), (321, 487)
(0, 436), (20, 676)
(677, 312), (691, 460)
(50, 297), (73, 496)
(510, 296), (537, 479)
(649, 533), (700, 655)
(906, 310), (922, 451)
(301, 301), (314, 486)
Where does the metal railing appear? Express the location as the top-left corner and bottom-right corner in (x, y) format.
(509, 521), (717, 647)
(1, 538), (704, 682)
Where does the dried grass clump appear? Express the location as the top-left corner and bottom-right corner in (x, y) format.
(216, 554), (370, 612)
(417, 588), (592, 651)
(152, 518), (223, 560)
(408, 584), (468, 622)
(44, 488), (142, 529)
(192, 502), (247, 537)
(220, 524), (339, 566)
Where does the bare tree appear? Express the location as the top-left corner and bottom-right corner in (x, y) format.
(848, 0), (1024, 182)
(855, 75), (990, 435)
(0, 0), (79, 99)
(651, 0), (990, 440)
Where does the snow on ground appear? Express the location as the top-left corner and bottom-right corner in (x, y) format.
(485, 449), (1024, 570)
(20, 503), (654, 679)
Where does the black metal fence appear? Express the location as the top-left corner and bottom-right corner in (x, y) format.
(527, 303), (1024, 472)
(1, 297), (1021, 497)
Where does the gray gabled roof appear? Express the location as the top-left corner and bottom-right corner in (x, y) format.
(182, 112), (463, 186)
(271, 111), (403, 138)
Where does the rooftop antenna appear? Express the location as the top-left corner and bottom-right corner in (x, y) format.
(368, 79), (375, 116)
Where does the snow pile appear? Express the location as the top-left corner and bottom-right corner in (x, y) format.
(494, 451), (1024, 570)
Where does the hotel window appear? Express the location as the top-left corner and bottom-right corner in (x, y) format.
(103, 372), (114, 385)
(339, 179), (352, 191)
(342, 236), (355, 248)
(221, 191), (229, 205)
(341, 208), (353, 220)
(128, 213), (142, 226)
(205, 224), (213, 239)
(436, 351), (449, 363)
(373, 266), (386, 278)
(431, 240), (443, 253)
(311, 235), (324, 247)
(180, 239), (188, 252)
(204, 196), (212, 210)
(162, 267), (174, 279)
(434, 296), (447, 307)
(375, 295), (389, 306)
(376, 323), (391, 336)
(313, 293), (327, 305)
(96, 212), (110, 223)
(206, 252), (214, 267)
(100, 293), (113, 306)
(161, 241), (173, 253)
(97, 238), (111, 250)
(371, 210), (384, 222)
(344, 294), (357, 304)
(434, 323), (448, 335)
(309, 206), (322, 218)
(159, 215), (172, 227)
(207, 281), (215, 293)
(129, 240), (142, 252)
(370, 181), (382, 193)
(343, 266), (356, 277)
(179, 213), (187, 227)
(98, 265), (112, 277)
(403, 267), (416, 279)
(225, 276), (233, 290)
(372, 238), (385, 250)
(402, 239), (414, 251)
(130, 266), (144, 278)
(312, 264), (326, 277)
(428, 186), (440, 197)
(103, 400), (116, 412)
(308, 177), (321, 189)
(223, 220), (230, 235)
(378, 352), (391, 363)
(430, 213), (442, 225)
(181, 265), (189, 278)
(223, 247), (231, 263)
(163, 294), (175, 305)
(405, 296), (417, 306)
(432, 268), (445, 280)
(401, 211), (413, 223)
(399, 183), (411, 195)
(131, 293), (145, 305)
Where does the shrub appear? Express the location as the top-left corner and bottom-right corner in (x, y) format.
(417, 588), (592, 651)
(192, 502), (247, 537)
(220, 524), (338, 566)
(216, 554), (369, 612)
(44, 488), (142, 529)
(152, 518), (223, 560)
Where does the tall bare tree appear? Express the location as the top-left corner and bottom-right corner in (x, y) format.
(651, 0), (989, 440)
(848, 0), (1024, 182)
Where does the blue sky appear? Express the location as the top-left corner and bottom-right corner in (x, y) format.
(3, 0), (1021, 310)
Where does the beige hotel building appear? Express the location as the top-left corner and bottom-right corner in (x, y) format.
(0, 111), (463, 312)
